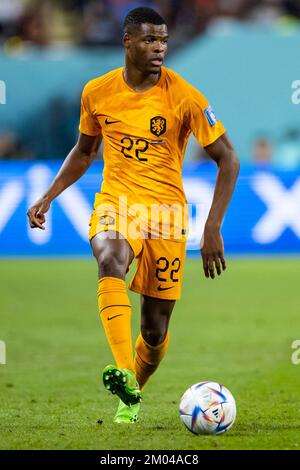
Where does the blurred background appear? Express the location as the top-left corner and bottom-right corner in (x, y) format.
(1, 0), (300, 255)
(2, 3), (300, 452)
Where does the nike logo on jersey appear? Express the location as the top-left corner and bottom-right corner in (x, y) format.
(107, 314), (123, 321)
(105, 118), (121, 125)
(157, 285), (174, 291)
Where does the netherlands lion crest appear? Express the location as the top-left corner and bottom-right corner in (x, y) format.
(150, 116), (166, 137)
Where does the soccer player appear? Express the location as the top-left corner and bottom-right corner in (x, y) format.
(27, 7), (240, 424)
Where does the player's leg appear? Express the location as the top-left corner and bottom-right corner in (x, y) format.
(92, 231), (134, 370)
(128, 238), (186, 390)
(92, 231), (134, 279)
(91, 232), (141, 407)
(134, 295), (175, 390)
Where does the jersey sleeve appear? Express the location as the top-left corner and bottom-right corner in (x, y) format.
(79, 84), (102, 136)
(184, 83), (226, 147)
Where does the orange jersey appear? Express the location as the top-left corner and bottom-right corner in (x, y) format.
(79, 66), (225, 236)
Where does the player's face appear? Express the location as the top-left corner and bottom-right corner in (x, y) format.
(124, 23), (168, 74)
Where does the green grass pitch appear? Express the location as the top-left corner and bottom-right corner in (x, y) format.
(0, 258), (300, 450)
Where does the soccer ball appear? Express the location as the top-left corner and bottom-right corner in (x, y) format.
(179, 381), (236, 435)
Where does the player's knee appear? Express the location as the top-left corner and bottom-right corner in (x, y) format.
(96, 248), (128, 278)
(142, 327), (167, 347)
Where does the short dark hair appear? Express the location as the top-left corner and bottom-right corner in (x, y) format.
(123, 7), (166, 33)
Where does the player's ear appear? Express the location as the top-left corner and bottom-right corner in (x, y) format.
(123, 33), (131, 49)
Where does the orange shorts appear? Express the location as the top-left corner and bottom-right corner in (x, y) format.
(89, 203), (186, 300)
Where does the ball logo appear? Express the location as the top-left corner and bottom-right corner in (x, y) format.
(150, 116), (166, 137)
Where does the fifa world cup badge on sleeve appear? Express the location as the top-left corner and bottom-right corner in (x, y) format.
(204, 105), (217, 126)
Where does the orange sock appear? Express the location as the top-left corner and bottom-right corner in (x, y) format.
(134, 332), (170, 390)
(98, 277), (134, 372)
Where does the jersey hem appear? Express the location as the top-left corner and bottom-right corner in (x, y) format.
(202, 125), (226, 148)
(128, 284), (181, 301)
(79, 126), (102, 137)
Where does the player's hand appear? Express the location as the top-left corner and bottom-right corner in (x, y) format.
(27, 197), (51, 230)
(200, 226), (226, 279)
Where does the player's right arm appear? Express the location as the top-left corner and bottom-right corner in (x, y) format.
(182, 79), (239, 278)
(27, 132), (102, 230)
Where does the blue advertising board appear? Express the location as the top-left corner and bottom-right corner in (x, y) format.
(0, 161), (299, 256)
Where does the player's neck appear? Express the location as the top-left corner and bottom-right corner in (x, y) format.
(123, 65), (161, 93)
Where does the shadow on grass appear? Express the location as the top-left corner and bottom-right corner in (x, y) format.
(229, 422), (300, 436)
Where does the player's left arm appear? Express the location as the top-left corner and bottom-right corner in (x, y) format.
(201, 132), (240, 279)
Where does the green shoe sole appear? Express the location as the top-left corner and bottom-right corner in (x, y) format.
(102, 365), (141, 406)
